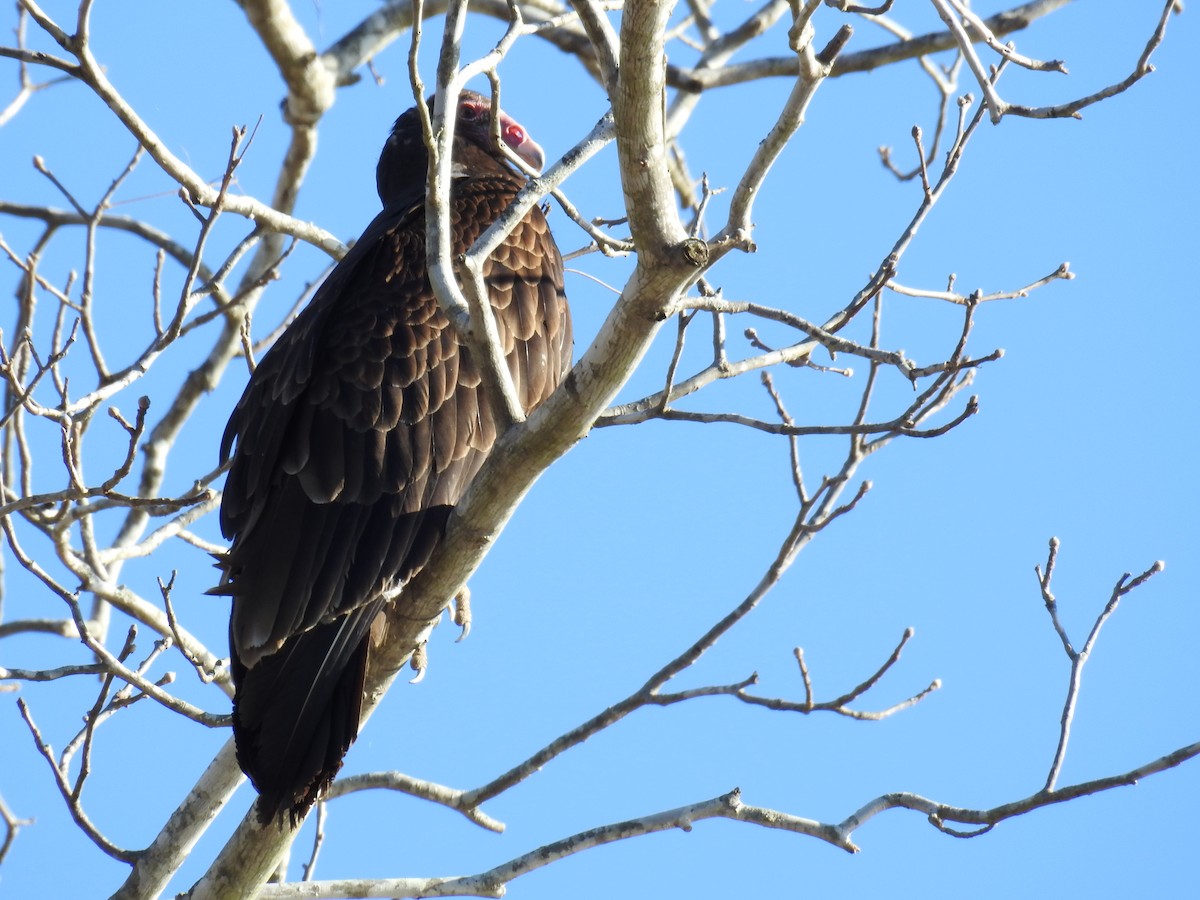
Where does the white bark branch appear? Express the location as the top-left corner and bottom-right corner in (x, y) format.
(251, 736), (1200, 898)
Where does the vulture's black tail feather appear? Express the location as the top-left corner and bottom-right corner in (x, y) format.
(231, 599), (383, 825)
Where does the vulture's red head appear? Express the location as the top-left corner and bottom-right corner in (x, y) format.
(377, 90), (545, 207)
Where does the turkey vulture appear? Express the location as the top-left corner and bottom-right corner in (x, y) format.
(217, 91), (572, 824)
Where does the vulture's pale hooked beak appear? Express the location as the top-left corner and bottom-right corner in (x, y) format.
(500, 116), (546, 173)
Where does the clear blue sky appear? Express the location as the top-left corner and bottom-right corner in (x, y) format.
(1, 2), (1197, 897)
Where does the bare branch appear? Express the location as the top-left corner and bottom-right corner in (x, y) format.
(13, 0), (345, 256)
(257, 738), (1200, 899)
(666, 0), (1076, 88)
(326, 772), (505, 832)
(16, 697), (136, 863)
(1036, 540), (1167, 792)
(839, 740), (1200, 842)
(0, 791), (33, 866)
(935, 0), (1175, 123)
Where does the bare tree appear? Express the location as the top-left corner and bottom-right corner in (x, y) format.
(0, 1), (1195, 897)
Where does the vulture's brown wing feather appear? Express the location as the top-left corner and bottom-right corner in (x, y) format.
(220, 160), (570, 823)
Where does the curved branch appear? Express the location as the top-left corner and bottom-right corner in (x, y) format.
(255, 738), (1200, 898)
(16, 1), (345, 257)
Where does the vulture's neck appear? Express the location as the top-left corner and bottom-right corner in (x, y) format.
(377, 129), (515, 210)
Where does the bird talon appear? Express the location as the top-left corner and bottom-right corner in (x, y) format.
(409, 641), (429, 684)
(453, 586), (473, 642)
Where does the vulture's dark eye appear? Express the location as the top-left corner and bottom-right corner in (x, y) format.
(460, 103), (480, 121)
